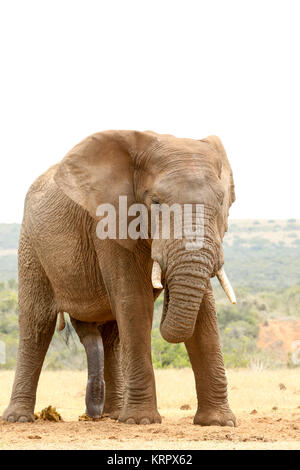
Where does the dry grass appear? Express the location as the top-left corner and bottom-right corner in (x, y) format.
(1, 368), (300, 450)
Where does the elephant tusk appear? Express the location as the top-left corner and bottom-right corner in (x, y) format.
(152, 261), (163, 289)
(216, 267), (237, 304)
(57, 312), (66, 331)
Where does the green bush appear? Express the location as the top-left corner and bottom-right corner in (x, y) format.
(151, 329), (190, 368)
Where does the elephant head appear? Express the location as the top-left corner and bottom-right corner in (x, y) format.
(55, 130), (235, 343)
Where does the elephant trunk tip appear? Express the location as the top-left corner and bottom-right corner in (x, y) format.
(160, 322), (193, 344)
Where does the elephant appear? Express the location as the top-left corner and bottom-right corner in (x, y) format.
(2, 130), (237, 426)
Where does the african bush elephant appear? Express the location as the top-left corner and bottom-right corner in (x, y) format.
(2, 130), (236, 426)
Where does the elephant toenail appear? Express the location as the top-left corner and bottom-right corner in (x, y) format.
(7, 415), (15, 422)
(18, 416), (28, 423)
(140, 418), (150, 425)
(225, 420), (235, 427)
(125, 418), (135, 424)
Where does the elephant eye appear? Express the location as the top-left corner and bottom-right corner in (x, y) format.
(216, 191), (224, 206)
(151, 197), (160, 205)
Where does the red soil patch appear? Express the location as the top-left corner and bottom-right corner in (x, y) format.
(258, 319), (300, 361)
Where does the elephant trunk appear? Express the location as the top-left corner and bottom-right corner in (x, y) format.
(160, 219), (216, 344)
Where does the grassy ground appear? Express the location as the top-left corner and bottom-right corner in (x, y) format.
(0, 368), (300, 450)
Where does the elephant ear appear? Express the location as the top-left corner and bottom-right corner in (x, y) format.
(54, 130), (153, 251)
(200, 135), (235, 238)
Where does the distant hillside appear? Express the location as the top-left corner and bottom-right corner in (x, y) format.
(0, 220), (299, 289)
(222, 219), (300, 291)
(225, 219), (300, 246)
(0, 224), (20, 251)
(0, 224), (20, 281)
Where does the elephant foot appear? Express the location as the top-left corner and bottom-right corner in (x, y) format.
(85, 377), (105, 419)
(104, 409), (120, 420)
(194, 406), (236, 427)
(102, 405), (122, 420)
(118, 406), (162, 425)
(85, 408), (102, 419)
(103, 398), (123, 420)
(2, 403), (35, 423)
(85, 398), (105, 419)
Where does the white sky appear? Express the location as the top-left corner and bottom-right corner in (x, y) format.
(0, 0), (299, 223)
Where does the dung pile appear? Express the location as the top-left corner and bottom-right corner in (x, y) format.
(35, 406), (62, 422)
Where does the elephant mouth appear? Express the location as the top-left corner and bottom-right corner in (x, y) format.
(152, 260), (236, 308)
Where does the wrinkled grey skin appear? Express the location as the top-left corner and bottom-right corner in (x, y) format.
(2, 130), (236, 426)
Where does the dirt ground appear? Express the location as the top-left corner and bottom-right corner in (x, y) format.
(0, 368), (300, 450)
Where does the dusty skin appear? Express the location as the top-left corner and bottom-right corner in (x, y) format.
(1, 368), (300, 450)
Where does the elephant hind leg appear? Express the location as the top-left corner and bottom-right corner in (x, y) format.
(71, 319), (105, 418)
(99, 321), (124, 419)
(2, 236), (57, 423)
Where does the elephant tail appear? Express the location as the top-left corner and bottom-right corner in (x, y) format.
(57, 312), (66, 331)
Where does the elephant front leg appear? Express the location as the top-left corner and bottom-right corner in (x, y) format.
(185, 285), (236, 427)
(71, 319), (105, 418)
(96, 241), (161, 425)
(117, 300), (161, 425)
